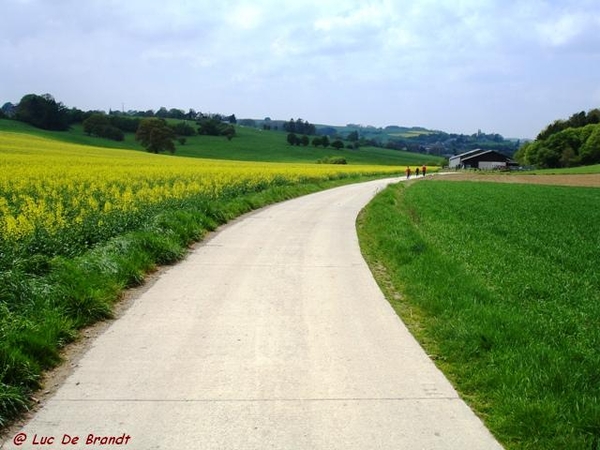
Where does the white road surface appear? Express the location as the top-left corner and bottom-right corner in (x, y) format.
(2, 178), (503, 449)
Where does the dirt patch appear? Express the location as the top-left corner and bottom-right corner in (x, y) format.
(430, 172), (600, 188)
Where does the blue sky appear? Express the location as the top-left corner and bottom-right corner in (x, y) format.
(1, 0), (599, 138)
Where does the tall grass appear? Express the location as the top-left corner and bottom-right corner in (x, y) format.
(358, 179), (600, 449)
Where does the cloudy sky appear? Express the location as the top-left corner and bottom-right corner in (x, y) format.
(1, 0), (599, 138)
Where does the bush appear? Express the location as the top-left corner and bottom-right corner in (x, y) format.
(317, 156), (347, 165)
(83, 114), (124, 141)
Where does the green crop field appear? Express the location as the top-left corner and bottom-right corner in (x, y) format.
(358, 179), (600, 449)
(528, 164), (600, 174)
(388, 130), (436, 138)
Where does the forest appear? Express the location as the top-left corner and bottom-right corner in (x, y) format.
(515, 109), (600, 168)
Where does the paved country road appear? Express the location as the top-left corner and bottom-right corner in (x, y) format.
(2, 178), (503, 450)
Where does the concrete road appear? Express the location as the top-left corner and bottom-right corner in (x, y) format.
(2, 178), (503, 450)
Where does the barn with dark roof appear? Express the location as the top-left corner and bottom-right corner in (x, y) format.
(449, 149), (515, 170)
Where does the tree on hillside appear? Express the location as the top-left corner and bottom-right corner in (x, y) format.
(168, 108), (186, 120)
(197, 116), (236, 139)
(283, 118), (316, 135)
(109, 115), (140, 133)
(537, 108), (600, 141)
(169, 121), (196, 136)
(83, 114), (124, 141)
(579, 126), (600, 165)
(331, 139), (344, 150)
(135, 118), (176, 154)
(155, 107), (169, 118)
(1, 102), (16, 117)
(16, 93), (69, 131)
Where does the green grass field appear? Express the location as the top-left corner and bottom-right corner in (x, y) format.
(388, 130), (436, 138)
(0, 119), (443, 166)
(528, 164), (600, 174)
(358, 179), (600, 449)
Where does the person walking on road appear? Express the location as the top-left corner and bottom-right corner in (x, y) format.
(422, 165), (427, 177)
(416, 167), (420, 176)
(406, 166), (411, 179)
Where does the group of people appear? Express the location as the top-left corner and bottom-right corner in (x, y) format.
(405, 165), (427, 179)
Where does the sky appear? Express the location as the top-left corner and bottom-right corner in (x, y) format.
(1, 0), (600, 139)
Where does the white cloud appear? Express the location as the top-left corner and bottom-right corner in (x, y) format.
(1, 0), (599, 137)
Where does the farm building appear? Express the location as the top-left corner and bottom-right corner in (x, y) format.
(449, 149), (515, 170)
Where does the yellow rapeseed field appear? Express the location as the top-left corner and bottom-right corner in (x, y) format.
(0, 132), (399, 243)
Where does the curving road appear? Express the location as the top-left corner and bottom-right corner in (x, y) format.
(3, 178), (502, 449)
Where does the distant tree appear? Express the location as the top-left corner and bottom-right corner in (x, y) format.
(224, 125), (235, 141)
(1, 102), (16, 117)
(321, 135), (330, 148)
(186, 109), (198, 120)
(66, 107), (85, 124)
(109, 115), (140, 133)
(300, 135), (309, 146)
(155, 107), (169, 118)
(331, 139), (344, 150)
(82, 113), (125, 141)
(169, 121), (196, 136)
(16, 93), (69, 130)
(135, 118), (176, 154)
(197, 117), (236, 139)
(177, 137), (187, 145)
(312, 137), (322, 147)
(318, 126), (337, 137)
(283, 118), (316, 135)
(168, 108), (186, 120)
(227, 114), (237, 124)
(287, 132), (299, 146)
(83, 113), (108, 135)
(347, 130), (359, 142)
(263, 117), (272, 128)
(239, 119), (257, 127)
(283, 118), (296, 133)
(197, 117), (221, 136)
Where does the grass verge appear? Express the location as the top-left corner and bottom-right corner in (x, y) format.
(357, 179), (600, 449)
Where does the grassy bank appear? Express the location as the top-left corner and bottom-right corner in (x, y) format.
(357, 179), (600, 449)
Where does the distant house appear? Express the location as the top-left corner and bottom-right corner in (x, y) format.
(449, 149), (515, 170)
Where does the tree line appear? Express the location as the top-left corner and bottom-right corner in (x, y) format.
(1, 93), (238, 153)
(515, 108), (600, 168)
(282, 118), (316, 135)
